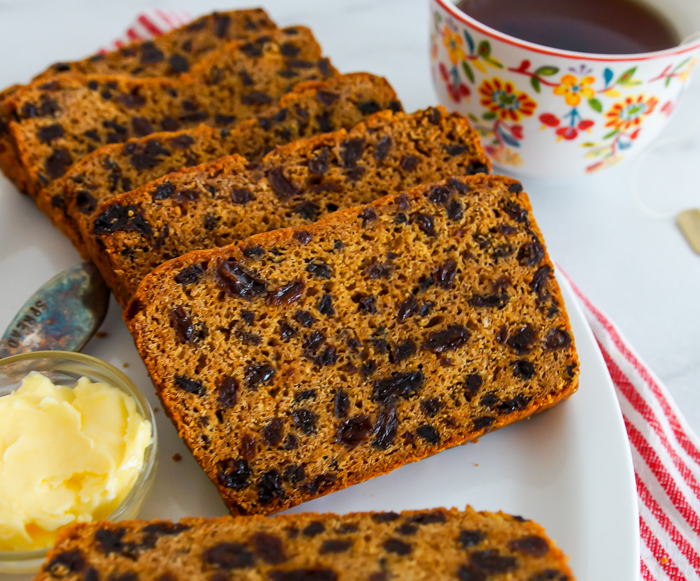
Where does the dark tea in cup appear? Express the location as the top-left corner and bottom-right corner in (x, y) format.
(455, 0), (680, 54)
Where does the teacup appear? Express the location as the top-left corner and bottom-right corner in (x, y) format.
(429, 0), (700, 177)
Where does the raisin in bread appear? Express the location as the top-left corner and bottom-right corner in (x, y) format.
(6, 74), (180, 243)
(35, 508), (574, 581)
(88, 106), (490, 305)
(3, 26), (335, 245)
(0, 10), (277, 194)
(63, 73), (401, 255)
(33, 10), (278, 81)
(125, 175), (579, 516)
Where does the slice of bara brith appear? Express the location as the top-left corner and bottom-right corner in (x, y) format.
(0, 9), (278, 194)
(87, 106), (491, 306)
(63, 73), (401, 255)
(124, 174), (579, 516)
(34, 508), (575, 581)
(3, 26), (335, 244)
(30, 9), (279, 82)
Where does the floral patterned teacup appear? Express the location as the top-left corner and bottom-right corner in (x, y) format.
(430, 0), (700, 177)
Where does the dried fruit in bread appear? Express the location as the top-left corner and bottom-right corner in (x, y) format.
(35, 507), (575, 581)
(89, 106), (490, 305)
(63, 73), (401, 253)
(125, 174), (578, 515)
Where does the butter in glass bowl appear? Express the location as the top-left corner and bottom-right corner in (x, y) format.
(0, 351), (158, 574)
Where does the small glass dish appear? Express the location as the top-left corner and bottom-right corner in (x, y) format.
(0, 351), (158, 574)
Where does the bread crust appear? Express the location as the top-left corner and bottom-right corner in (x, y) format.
(34, 507), (575, 581)
(125, 174), (579, 517)
(62, 73), (400, 256)
(2, 26), (334, 245)
(0, 9), (278, 194)
(86, 106), (491, 306)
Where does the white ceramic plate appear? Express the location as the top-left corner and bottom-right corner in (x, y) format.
(0, 184), (639, 581)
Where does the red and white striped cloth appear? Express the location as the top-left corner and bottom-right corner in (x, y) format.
(562, 273), (700, 581)
(111, 11), (700, 580)
(100, 9), (191, 52)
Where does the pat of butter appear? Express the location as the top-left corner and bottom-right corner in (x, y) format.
(0, 372), (152, 551)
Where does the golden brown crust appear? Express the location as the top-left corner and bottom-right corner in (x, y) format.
(125, 175), (579, 516)
(34, 507), (575, 581)
(7, 74), (180, 222)
(87, 106), (490, 306)
(2, 26), (334, 241)
(31, 10), (278, 82)
(0, 9), (277, 194)
(0, 85), (30, 191)
(62, 73), (400, 256)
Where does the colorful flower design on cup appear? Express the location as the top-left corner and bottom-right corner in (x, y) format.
(553, 74), (596, 107)
(537, 70), (599, 143)
(443, 25), (467, 65)
(479, 78), (537, 121)
(605, 94), (659, 131)
(539, 113), (595, 142)
(429, 0), (700, 177)
(439, 62), (471, 103)
(435, 17), (508, 105)
(582, 94), (659, 172)
(468, 77), (537, 166)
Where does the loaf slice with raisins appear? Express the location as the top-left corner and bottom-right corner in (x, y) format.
(63, 73), (401, 255)
(32, 10), (278, 82)
(125, 174), (579, 516)
(87, 106), (490, 305)
(3, 26), (335, 246)
(0, 9), (277, 195)
(35, 507), (575, 581)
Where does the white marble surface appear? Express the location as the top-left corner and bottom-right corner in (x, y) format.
(0, 0), (697, 575)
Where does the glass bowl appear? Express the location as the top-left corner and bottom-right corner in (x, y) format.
(0, 351), (158, 574)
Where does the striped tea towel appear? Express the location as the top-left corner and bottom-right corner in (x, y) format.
(100, 9), (191, 52)
(113, 11), (700, 580)
(562, 273), (700, 581)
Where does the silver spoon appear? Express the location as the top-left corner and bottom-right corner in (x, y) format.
(0, 262), (110, 358)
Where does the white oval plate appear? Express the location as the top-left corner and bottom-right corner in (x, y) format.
(0, 217), (638, 581)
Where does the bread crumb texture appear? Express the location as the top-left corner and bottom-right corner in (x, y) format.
(88, 106), (490, 305)
(125, 175), (578, 516)
(3, 24), (335, 245)
(34, 507), (575, 581)
(63, 72), (401, 254)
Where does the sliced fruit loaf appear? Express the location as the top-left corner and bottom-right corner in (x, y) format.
(88, 106), (491, 305)
(63, 73), (401, 254)
(0, 9), (278, 193)
(32, 9), (278, 82)
(35, 507), (575, 581)
(124, 174), (579, 516)
(3, 26), (335, 246)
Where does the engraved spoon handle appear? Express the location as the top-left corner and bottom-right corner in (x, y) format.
(0, 262), (110, 359)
